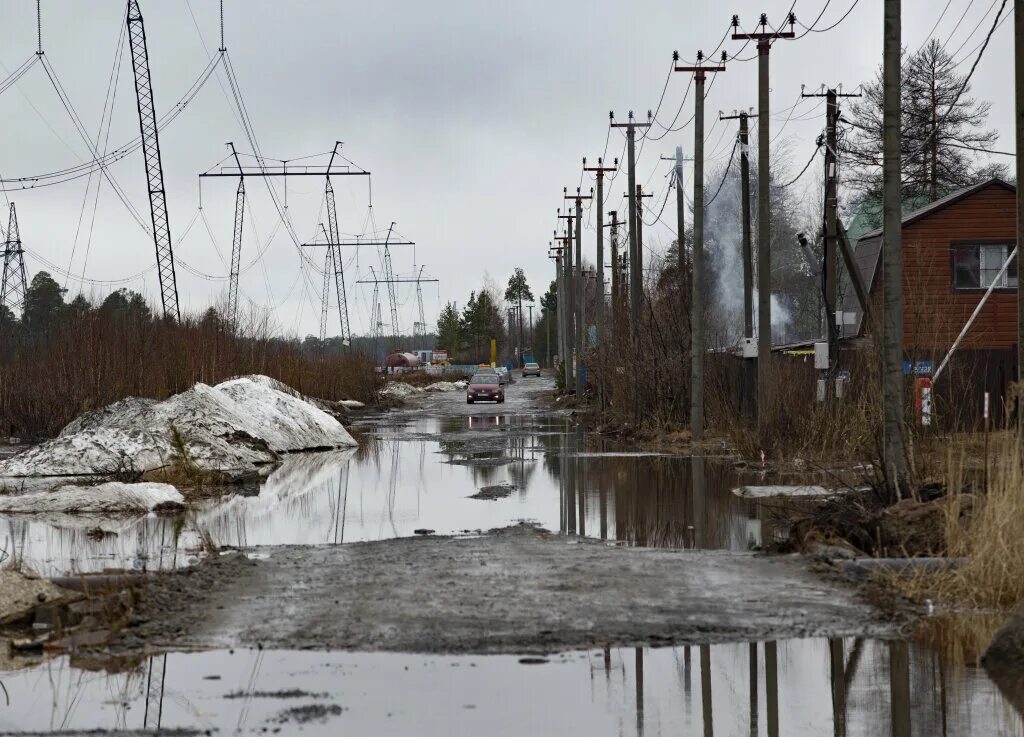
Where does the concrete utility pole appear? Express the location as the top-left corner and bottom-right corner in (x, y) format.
(882, 0), (910, 491)
(566, 187), (593, 394)
(732, 13), (795, 433)
(1017, 0), (1024, 421)
(721, 108), (757, 417)
(676, 50), (726, 442)
(584, 157), (617, 346)
(610, 111), (652, 327)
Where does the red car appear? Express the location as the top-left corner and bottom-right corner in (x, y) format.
(467, 373), (504, 404)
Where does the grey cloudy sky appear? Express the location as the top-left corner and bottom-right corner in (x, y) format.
(0, 0), (1016, 338)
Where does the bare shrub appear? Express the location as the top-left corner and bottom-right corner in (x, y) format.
(0, 307), (381, 439)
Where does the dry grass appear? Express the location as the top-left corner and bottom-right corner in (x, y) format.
(884, 431), (1024, 612)
(930, 433), (1024, 609)
(0, 308), (381, 439)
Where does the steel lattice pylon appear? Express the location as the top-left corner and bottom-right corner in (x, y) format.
(228, 177), (245, 328)
(1, 203), (28, 315)
(127, 0), (180, 321)
(325, 178), (351, 347)
(319, 246), (332, 345)
(382, 242), (399, 341)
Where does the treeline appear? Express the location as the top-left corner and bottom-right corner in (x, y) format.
(0, 272), (379, 439)
(434, 268), (541, 365)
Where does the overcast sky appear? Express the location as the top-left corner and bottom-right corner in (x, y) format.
(0, 0), (1015, 338)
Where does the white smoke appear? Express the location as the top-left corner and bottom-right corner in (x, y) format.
(703, 151), (793, 347)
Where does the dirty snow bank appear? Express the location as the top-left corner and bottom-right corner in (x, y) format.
(380, 382), (424, 399)
(424, 381), (467, 393)
(0, 482), (184, 514)
(0, 375), (357, 479)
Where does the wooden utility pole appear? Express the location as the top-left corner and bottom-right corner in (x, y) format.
(610, 210), (620, 331)
(610, 111), (652, 327)
(721, 109), (756, 418)
(732, 13), (796, 434)
(566, 187), (593, 394)
(557, 210), (576, 391)
(584, 157), (617, 346)
(676, 50), (726, 442)
(1017, 0), (1024, 423)
(555, 225), (572, 389)
(882, 0), (910, 490)
(802, 86), (861, 355)
(547, 242), (559, 368)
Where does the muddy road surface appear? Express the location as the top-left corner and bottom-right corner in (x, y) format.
(1, 374), (1020, 735)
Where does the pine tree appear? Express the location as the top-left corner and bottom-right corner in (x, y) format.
(435, 302), (462, 359)
(843, 39), (1002, 203)
(22, 271), (66, 334)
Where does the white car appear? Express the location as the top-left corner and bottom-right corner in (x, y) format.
(522, 362), (540, 378)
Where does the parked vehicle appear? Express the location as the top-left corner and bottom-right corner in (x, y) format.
(467, 374), (504, 404)
(522, 362), (540, 378)
(494, 366), (511, 385)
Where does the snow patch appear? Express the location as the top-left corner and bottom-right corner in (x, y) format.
(0, 481), (184, 514)
(380, 382), (424, 399)
(339, 400), (366, 410)
(424, 381), (464, 393)
(0, 375), (357, 479)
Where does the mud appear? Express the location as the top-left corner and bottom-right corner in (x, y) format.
(469, 482), (517, 500)
(113, 524), (896, 655)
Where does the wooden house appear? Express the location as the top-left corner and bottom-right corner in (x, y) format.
(840, 178), (1017, 420)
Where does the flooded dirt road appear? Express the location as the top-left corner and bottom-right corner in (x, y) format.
(1, 375), (1021, 734)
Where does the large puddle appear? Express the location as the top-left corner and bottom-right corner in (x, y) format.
(1, 415), (798, 575)
(0, 407), (1021, 733)
(1, 637), (1019, 735)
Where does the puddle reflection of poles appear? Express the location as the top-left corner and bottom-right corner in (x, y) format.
(692, 456), (707, 548)
(559, 435), (567, 534)
(577, 426), (586, 537)
(889, 641), (911, 737)
(700, 644), (713, 737)
(829, 638), (847, 737)
(566, 434), (577, 535)
(636, 648), (645, 737)
(749, 643), (758, 736)
(143, 654), (167, 730)
(684, 646), (692, 704)
(765, 641), (779, 737)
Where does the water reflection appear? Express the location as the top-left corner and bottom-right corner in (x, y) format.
(3, 418), (804, 574)
(1, 636), (1019, 735)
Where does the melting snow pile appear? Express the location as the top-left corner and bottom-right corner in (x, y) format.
(424, 381), (466, 393)
(380, 382), (424, 399)
(0, 482), (184, 514)
(0, 375), (357, 479)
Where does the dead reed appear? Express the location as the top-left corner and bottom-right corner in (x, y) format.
(0, 308), (381, 439)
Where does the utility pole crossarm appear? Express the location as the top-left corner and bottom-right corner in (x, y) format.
(730, 12), (797, 41)
(301, 240), (415, 248)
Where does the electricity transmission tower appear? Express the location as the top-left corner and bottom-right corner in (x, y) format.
(413, 265), (427, 337)
(1, 203), (28, 314)
(356, 267), (439, 346)
(127, 0), (179, 321)
(201, 141), (370, 343)
(226, 144), (245, 328)
(300, 228), (415, 346)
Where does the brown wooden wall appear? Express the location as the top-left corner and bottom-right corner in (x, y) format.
(868, 183), (1017, 351)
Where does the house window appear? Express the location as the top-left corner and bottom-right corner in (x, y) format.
(952, 243), (1017, 290)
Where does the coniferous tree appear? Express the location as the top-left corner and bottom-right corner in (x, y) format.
(843, 39), (1003, 204)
